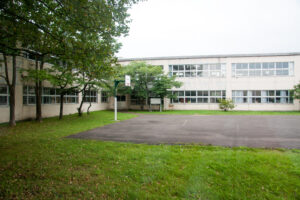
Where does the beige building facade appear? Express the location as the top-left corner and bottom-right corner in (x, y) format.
(0, 52), (300, 123)
(118, 52), (300, 111)
(0, 55), (109, 124)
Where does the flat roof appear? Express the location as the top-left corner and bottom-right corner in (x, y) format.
(118, 52), (300, 62)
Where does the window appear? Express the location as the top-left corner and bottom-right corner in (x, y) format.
(232, 62), (293, 77)
(42, 87), (58, 104)
(64, 90), (79, 104)
(130, 95), (145, 105)
(23, 86), (79, 105)
(101, 91), (108, 103)
(169, 63), (226, 78)
(0, 62), (3, 73)
(83, 90), (97, 103)
(0, 85), (9, 105)
(232, 90), (293, 104)
(117, 95), (126, 102)
(171, 90), (225, 103)
(23, 86), (36, 105)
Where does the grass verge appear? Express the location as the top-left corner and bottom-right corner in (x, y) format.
(0, 110), (299, 199)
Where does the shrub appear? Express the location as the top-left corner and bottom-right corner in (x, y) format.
(219, 99), (235, 111)
(292, 82), (300, 100)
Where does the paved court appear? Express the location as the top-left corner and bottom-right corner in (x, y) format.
(67, 114), (300, 149)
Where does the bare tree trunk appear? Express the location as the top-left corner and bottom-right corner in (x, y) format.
(59, 93), (64, 120)
(140, 98), (144, 110)
(77, 84), (88, 116)
(87, 86), (92, 115)
(35, 56), (44, 122)
(3, 54), (17, 127)
(9, 55), (17, 126)
(87, 101), (92, 115)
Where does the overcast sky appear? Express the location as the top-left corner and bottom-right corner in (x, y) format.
(117, 0), (300, 58)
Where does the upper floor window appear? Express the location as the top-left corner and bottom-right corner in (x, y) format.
(232, 62), (294, 77)
(0, 85), (9, 105)
(169, 63), (226, 78)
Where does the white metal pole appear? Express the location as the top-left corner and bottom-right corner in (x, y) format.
(114, 96), (117, 121)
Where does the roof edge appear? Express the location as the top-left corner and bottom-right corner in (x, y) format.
(118, 52), (300, 62)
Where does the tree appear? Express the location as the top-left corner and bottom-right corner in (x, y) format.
(1, 0), (141, 122)
(117, 62), (182, 111)
(292, 82), (300, 100)
(219, 99), (235, 111)
(151, 74), (182, 111)
(0, 2), (25, 126)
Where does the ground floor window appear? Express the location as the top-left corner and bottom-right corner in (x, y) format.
(23, 86), (79, 105)
(64, 90), (79, 104)
(101, 91), (108, 103)
(171, 90), (226, 103)
(117, 95), (126, 102)
(83, 90), (97, 103)
(130, 95), (145, 105)
(42, 87), (59, 104)
(23, 86), (36, 105)
(0, 85), (9, 105)
(232, 90), (293, 104)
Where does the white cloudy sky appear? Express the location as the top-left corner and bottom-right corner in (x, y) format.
(117, 0), (300, 58)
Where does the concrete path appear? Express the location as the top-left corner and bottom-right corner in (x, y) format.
(67, 114), (300, 149)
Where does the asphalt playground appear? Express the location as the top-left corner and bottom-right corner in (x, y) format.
(68, 114), (300, 149)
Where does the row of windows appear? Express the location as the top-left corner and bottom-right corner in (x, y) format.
(232, 90), (293, 104)
(168, 62), (294, 78)
(0, 85), (110, 106)
(232, 62), (294, 77)
(171, 90), (226, 103)
(22, 86), (108, 105)
(170, 90), (293, 104)
(23, 86), (80, 105)
(169, 64), (226, 78)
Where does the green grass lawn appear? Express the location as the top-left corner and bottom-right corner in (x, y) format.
(0, 111), (300, 199)
(129, 110), (300, 115)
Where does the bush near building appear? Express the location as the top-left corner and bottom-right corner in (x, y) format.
(219, 99), (235, 111)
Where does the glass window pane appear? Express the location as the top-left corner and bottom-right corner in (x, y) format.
(0, 86), (7, 94)
(0, 96), (7, 105)
(210, 91), (216, 96)
(185, 72), (191, 77)
(197, 65), (203, 70)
